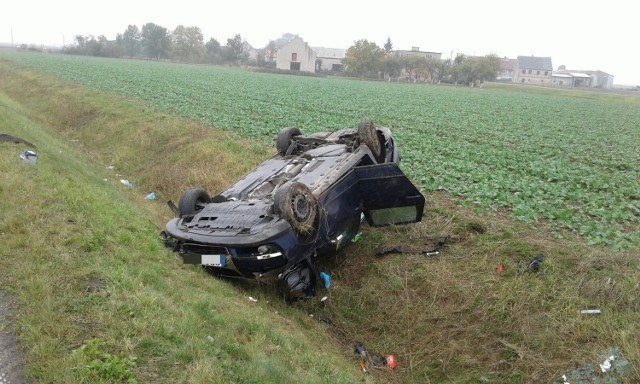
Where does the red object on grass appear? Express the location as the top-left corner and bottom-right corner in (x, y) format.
(386, 354), (397, 369)
(496, 265), (504, 272)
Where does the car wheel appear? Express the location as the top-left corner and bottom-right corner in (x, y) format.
(274, 182), (318, 235)
(276, 127), (302, 155)
(358, 119), (382, 159)
(178, 188), (211, 221)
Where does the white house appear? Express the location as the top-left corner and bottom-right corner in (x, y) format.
(276, 37), (316, 73)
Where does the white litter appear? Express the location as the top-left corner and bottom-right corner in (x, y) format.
(600, 355), (615, 373)
(248, 296), (258, 303)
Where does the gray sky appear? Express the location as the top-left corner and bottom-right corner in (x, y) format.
(2, 0), (638, 85)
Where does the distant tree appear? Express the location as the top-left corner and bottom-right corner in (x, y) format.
(118, 25), (141, 57)
(171, 25), (205, 63)
(67, 35), (121, 58)
(205, 38), (222, 64)
(222, 34), (249, 65)
(141, 23), (171, 60)
(384, 37), (393, 53)
(264, 40), (277, 61)
(343, 39), (384, 77)
(448, 54), (500, 86)
(426, 57), (448, 83)
(382, 54), (402, 79)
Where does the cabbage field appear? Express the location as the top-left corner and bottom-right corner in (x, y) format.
(2, 51), (639, 249)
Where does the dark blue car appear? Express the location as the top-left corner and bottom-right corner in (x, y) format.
(163, 120), (424, 297)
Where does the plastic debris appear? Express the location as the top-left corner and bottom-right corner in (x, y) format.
(319, 272), (331, 288)
(351, 232), (362, 243)
(120, 179), (133, 188)
(527, 254), (544, 272)
(371, 355), (387, 367)
(320, 296), (328, 302)
(353, 344), (368, 372)
(145, 192), (157, 200)
(561, 347), (630, 383)
(248, 296), (258, 303)
(206, 335), (214, 343)
(600, 354), (616, 373)
(386, 354), (397, 369)
(496, 265), (504, 273)
(19, 150), (37, 165)
(106, 165), (114, 169)
(580, 309), (601, 315)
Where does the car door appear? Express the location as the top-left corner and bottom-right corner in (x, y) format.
(355, 163), (425, 226)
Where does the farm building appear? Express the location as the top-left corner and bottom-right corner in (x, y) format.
(276, 37), (317, 73)
(312, 47), (346, 72)
(390, 47), (442, 60)
(551, 72), (592, 87)
(514, 56), (553, 85)
(497, 57), (518, 82)
(553, 69), (614, 89)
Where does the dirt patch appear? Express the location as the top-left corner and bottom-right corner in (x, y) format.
(0, 134), (35, 148)
(0, 293), (25, 384)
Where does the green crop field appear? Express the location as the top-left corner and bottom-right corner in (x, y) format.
(2, 51), (639, 249)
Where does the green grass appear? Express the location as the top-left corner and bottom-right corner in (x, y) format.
(0, 56), (639, 383)
(0, 75), (362, 383)
(1, 50), (639, 248)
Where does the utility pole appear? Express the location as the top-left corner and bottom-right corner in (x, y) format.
(11, 28), (14, 46)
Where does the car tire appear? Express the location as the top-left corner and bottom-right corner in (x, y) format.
(358, 119), (382, 159)
(276, 127), (302, 155)
(178, 188), (211, 221)
(274, 182), (318, 235)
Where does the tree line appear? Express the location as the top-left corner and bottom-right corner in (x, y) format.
(343, 38), (501, 85)
(64, 25), (501, 85)
(64, 23), (266, 66)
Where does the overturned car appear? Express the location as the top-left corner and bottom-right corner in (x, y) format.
(163, 120), (425, 297)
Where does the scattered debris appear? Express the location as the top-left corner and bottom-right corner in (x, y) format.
(353, 343), (394, 372)
(353, 343), (368, 372)
(320, 296), (328, 302)
(386, 354), (397, 369)
(319, 272), (331, 289)
(119, 179), (133, 188)
(600, 354), (615, 373)
(145, 192), (157, 200)
(206, 335), (214, 343)
(376, 236), (448, 256)
(370, 354), (386, 367)
(0, 134), (35, 147)
(496, 265), (504, 273)
(19, 150), (37, 165)
(561, 347), (631, 383)
(351, 232), (362, 243)
(517, 254), (545, 273)
(248, 296), (258, 303)
(580, 309), (602, 315)
(106, 165), (115, 170)
(527, 255), (544, 272)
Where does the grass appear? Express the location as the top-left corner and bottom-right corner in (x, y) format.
(0, 58), (639, 383)
(0, 68), (362, 383)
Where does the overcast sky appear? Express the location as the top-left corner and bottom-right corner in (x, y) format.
(2, 0), (637, 85)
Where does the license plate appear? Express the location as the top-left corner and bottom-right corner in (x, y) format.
(201, 254), (226, 267)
